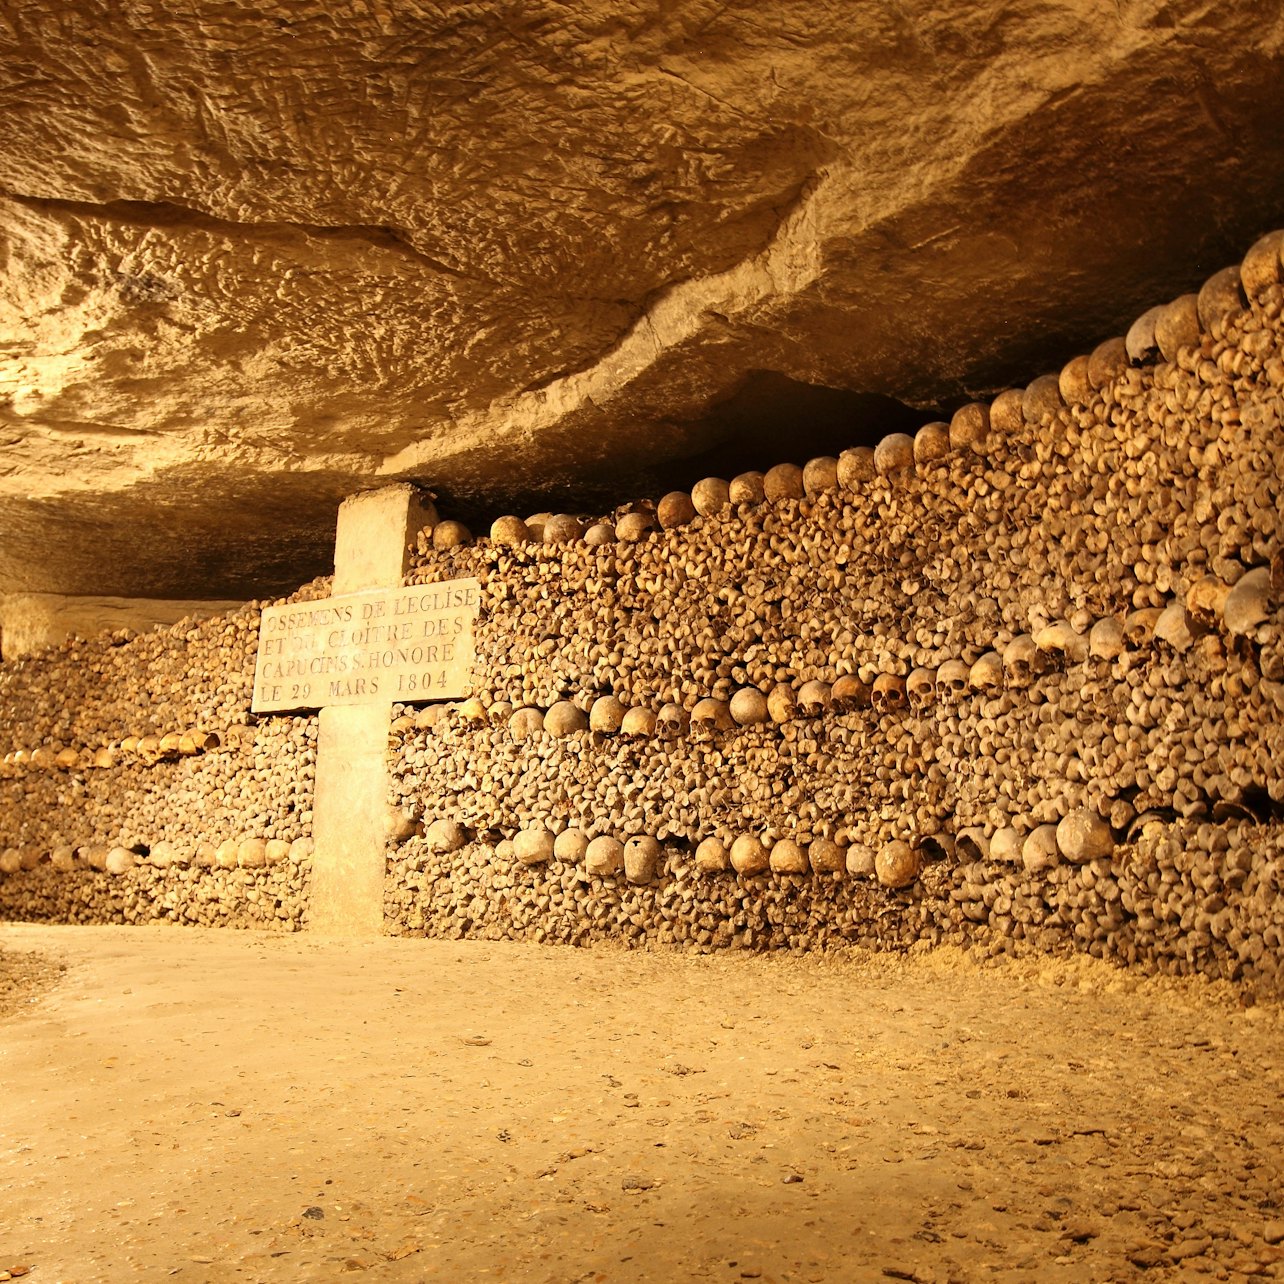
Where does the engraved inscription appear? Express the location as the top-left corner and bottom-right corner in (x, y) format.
(252, 579), (478, 712)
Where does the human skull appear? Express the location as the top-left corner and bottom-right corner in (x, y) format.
(874, 433), (915, 475)
(620, 707), (657, 738)
(767, 683), (797, 723)
(691, 477), (730, 516)
(508, 707), (545, 741)
(954, 828), (990, 862)
(796, 680), (832, 718)
(655, 703), (689, 738)
(1088, 618), (1125, 660)
(458, 696), (488, 722)
(656, 491), (696, 529)
(968, 651), (1004, 692)
(829, 674), (869, 713)
(542, 513), (583, 543)
(1186, 575), (1231, 628)
(935, 659), (971, 704)
(691, 698), (733, 731)
(1153, 603), (1195, 651)
(589, 695), (626, 734)
(871, 673), (907, 714)
(544, 701), (588, 736)
(1033, 621), (1087, 664)
(906, 668), (936, 710)
(1224, 566), (1273, 636)
(1124, 607), (1164, 647)
(729, 687), (769, 726)
(920, 834), (955, 862)
(1002, 634), (1041, 688)
(490, 514), (530, 545)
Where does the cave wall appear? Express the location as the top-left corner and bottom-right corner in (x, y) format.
(1, 231), (1282, 990)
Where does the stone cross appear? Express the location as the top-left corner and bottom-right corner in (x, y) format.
(249, 483), (477, 935)
(309, 484), (430, 935)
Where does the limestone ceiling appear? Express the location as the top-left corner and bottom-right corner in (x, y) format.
(2, 0), (1283, 598)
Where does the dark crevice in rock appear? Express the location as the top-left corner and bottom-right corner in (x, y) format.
(666, 371), (943, 482)
(432, 372), (938, 527)
(0, 186), (507, 287)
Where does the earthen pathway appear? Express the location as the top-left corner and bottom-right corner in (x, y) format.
(1, 926), (1282, 1283)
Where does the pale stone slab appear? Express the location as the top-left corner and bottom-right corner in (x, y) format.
(332, 485), (434, 597)
(251, 579), (478, 713)
(309, 704), (392, 938)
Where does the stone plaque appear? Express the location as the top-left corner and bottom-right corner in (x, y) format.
(252, 578), (479, 713)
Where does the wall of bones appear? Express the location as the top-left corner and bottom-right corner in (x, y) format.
(2, 229), (1283, 991)
(0, 599), (319, 929)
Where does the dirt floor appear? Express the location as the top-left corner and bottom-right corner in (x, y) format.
(1, 926), (1282, 1284)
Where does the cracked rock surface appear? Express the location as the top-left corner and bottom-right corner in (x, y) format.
(2, 0), (1283, 597)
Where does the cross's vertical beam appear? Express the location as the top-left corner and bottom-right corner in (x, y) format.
(309, 484), (429, 936)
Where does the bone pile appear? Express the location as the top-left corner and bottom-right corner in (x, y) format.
(0, 601), (321, 928)
(2, 230), (1283, 989)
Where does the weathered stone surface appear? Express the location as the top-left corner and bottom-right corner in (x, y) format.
(2, 1), (1284, 599)
(0, 594), (241, 660)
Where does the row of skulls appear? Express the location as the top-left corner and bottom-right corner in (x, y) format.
(400, 601), (1207, 744)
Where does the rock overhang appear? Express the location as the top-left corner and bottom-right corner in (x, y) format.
(2, 0), (1284, 599)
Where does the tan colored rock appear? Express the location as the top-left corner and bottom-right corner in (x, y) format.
(2, 6), (1282, 602)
